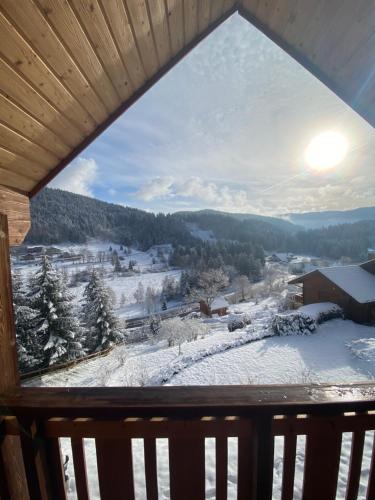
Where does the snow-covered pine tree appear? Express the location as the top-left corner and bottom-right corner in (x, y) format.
(82, 270), (122, 352)
(30, 256), (84, 366)
(12, 269), (44, 371)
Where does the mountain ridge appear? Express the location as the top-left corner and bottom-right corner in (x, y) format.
(284, 206), (375, 229)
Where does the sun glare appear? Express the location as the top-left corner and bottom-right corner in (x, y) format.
(305, 131), (348, 171)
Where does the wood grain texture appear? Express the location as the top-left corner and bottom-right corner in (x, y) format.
(70, 0), (133, 101)
(96, 438), (135, 500)
(100, 0), (146, 88)
(0, 10), (96, 135)
(0, 93), (70, 158)
(169, 436), (205, 500)
(0, 58), (84, 148)
(0, 186), (30, 245)
(144, 438), (158, 500)
(36, 0), (120, 113)
(1, 0), (108, 123)
(2, 384), (375, 419)
(0, 213), (29, 499)
(302, 421), (342, 500)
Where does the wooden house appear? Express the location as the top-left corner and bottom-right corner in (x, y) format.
(200, 296), (229, 317)
(289, 260), (375, 324)
(1, 2), (375, 499)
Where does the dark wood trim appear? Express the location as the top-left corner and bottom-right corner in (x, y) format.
(29, 3), (238, 198)
(0, 214), (19, 389)
(1, 383), (375, 418)
(238, 6), (375, 131)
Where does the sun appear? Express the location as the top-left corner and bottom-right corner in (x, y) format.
(305, 131), (348, 171)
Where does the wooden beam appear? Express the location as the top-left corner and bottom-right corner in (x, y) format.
(0, 185), (30, 245)
(0, 212), (29, 498)
(2, 383), (375, 419)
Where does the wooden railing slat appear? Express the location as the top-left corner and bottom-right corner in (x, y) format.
(144, 438), (158, 500)
(216, 436), (228, 500)
(254, 417), (274, 500)
(302, 422), (342, 500)
(237, 434), (256, 500)
(281, 425), (297, 500)
(44, 437), (67, 500)
(345, 430), (365, 500)
(169, 437), (205, 500)
(18, 419), (51, 500)
(71, 438), (89, 500)
(96, 438), (135, 500)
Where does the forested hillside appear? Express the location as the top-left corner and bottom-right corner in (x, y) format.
(176, 211), (375, 260)
(27, 188), (375, 260)
(27, 188), (196, 249)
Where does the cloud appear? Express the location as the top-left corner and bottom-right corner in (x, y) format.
(136, 177), (173, 201)
(135, 176), (261, 213)
(51, 158), (98, 197)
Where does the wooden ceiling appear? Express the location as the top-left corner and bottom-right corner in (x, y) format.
(0, 0), (374, 200)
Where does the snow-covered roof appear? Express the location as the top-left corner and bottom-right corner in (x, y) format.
(319, 265), (375, 304)
(211, 296), (229, 310)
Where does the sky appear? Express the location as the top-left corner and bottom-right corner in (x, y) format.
(51, 13), (375, 216)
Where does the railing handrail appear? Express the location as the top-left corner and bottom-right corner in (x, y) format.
(2, 383), (375, 418)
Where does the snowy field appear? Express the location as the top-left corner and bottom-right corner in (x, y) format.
(26, 294), (375, 500)
(13, 242), (182, 320)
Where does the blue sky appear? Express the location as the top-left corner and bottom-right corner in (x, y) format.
(51, 13), (375, 215)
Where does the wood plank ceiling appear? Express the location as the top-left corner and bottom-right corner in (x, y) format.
(0, 0), (374, 199)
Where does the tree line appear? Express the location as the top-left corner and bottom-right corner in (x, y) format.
(178, 212), (375, 260)
(170, 240), (264, 281)
(26, 187), (375, 262)
(27, 188), (197, 249)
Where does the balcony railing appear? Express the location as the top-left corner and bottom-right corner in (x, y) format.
(1, 383), (375, 499)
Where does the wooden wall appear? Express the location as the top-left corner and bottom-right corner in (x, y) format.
(0, 185), (30, 246)
(302, 272), (374, 324)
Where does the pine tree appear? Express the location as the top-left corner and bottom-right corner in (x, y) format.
(82, 270), (122, 352)
(12, 270), (44, 371)
(30, 256), (84, 366)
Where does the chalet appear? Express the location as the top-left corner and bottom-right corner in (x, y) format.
(200, 296), (229, 317)
(289, 260), (375, 324)
(1, 2), (375, 499)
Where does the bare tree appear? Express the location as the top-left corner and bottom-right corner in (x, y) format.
(192, 269), (229, 307)
(133, 282), (144, 304)
(145, 286), (160, 314)
(234, 275), (251, 302)
(158, 317), (209, 354)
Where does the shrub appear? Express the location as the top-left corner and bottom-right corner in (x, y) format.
(272, 303), (343, 336)
(227, 313), (252, 332)
(272, 313), (316, 336)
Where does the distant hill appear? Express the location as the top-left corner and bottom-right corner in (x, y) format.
(26, 188), (196, 249)
(175, 208), (300, 232)
(26, 188), (375, 260)
(285, 206), (375, 229)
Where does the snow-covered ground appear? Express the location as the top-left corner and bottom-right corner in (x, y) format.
(15, 245), (375, 499)
(13, 242), (182, 320)
(26, 295), (375, 500)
